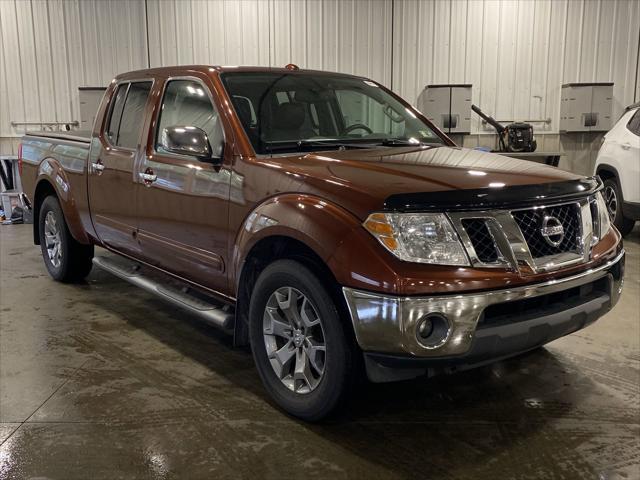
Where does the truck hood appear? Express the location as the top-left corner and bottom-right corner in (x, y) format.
(265, 146), (590, 219)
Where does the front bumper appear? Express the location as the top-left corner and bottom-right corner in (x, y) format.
(343, 250), (625, 380)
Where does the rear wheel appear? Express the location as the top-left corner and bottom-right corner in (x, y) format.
(38, 195), (94, 282)
(249, 259), (357, 421)
(603, 178), (635, 236)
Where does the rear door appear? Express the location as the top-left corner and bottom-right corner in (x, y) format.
(135, 76), (232, 294)
(88, 81), (153, 256)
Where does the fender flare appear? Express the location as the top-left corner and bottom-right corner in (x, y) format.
(33, 157), (90, 244)
(232, 193), (363, 290)
(595, 163), (621, 184)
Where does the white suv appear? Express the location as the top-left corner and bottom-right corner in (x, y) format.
(595, 103), (640, 236)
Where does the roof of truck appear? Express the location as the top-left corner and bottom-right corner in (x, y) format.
(115, 65), (367, 81)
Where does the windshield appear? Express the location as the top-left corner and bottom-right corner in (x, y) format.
(220, 72), (446, 154)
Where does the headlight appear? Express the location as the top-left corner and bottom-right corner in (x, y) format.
(363, 212), (469, 265)
(591, 192), (612, 245)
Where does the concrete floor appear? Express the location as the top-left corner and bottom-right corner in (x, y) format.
(0, 224), (638, 480)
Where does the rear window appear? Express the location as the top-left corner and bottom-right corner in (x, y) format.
(626, 109), (640, 136)
(106, 81), (152, 149)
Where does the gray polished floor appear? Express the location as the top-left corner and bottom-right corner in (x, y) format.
(1, 223), (638, 479)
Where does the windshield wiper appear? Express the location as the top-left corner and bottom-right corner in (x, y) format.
(299, 139), (375, 150)
(377, 138), (438, 147)
(264, 139), (375, 153)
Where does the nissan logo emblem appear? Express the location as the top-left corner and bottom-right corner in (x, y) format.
(540, 215), (565, 247)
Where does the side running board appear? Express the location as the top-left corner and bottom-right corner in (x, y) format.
(92, 256), (234, 332)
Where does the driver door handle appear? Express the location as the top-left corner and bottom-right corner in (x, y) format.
(621, 143), (631, 150)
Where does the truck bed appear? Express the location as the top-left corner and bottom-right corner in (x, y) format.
(20, 129), (93, 245)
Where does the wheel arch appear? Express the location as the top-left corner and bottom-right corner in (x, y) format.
(597, 163), (625, 204)
(33, 179), (57, 245)
(234, 234), (357, 347)
(33, 176), (89, 246)
(232, 194), (363, 347)
(596, 163), (620, 183)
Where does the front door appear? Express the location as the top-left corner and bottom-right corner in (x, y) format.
(135, 77), (232, 295)
(88, 81), (152, 257)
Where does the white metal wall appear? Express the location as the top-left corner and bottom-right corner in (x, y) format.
(394, 0), (640, 134)
(146, 0), (271, 67)
(145, 0), (392, 84)
(267, 0), (392, 84)
(0, 0), (148, 141)
(1, 0), (639, 154)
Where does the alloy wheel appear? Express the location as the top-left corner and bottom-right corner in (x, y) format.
(604, 185), (618, 222)
(44, 210), (62, 268)
(262, 286), (326, 394)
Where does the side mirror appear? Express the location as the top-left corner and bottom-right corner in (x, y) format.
(160, 126), (222, 164)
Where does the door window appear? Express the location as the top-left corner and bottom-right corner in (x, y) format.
(156, 80), (224, 157)
(106, 84), (128, 144)
(105, 82), (152, 148)
(118, 83), (152, 148)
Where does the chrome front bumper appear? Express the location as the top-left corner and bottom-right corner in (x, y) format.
(343, 250), (625, 359)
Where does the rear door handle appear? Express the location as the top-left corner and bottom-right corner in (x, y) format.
(621, 143), (631, 150)
(91, 161), (105, 174)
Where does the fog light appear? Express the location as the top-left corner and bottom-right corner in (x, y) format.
(415, 313), (450, 349)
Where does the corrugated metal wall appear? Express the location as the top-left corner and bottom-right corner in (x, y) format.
(393, 0), (640, 134)
(0, 0), (148, 142)
(146, 0), (271, 67)
(145, 0), (392, 81)
(1, 0), (639, 154)
(267, 0), (392, 84)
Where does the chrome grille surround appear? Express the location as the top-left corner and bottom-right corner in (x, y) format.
(460, 218), (501, 263)
(448, 196), (596, 274)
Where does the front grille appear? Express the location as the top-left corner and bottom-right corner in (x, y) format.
(512, 203), (581, 258)
(462, 219), (499, 263)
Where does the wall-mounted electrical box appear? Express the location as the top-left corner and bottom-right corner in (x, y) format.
(78, 87), (107, 131)
(560, 83), (613, 133)
(417, 84), (472, 134)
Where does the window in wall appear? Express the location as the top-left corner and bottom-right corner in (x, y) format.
(156, 80), (224, 157)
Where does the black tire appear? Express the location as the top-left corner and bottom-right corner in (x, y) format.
(603, 178), (635, 236)
(249, 259), (357, 421)
(38, 195), (94, 282)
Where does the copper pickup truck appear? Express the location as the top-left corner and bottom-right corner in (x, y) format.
(20, 65), (624, 420)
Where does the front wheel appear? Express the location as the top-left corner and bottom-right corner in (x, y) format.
(38, 195), (94, 282)
(603, 178), (635, 236)
(249, 259), (357, 421)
